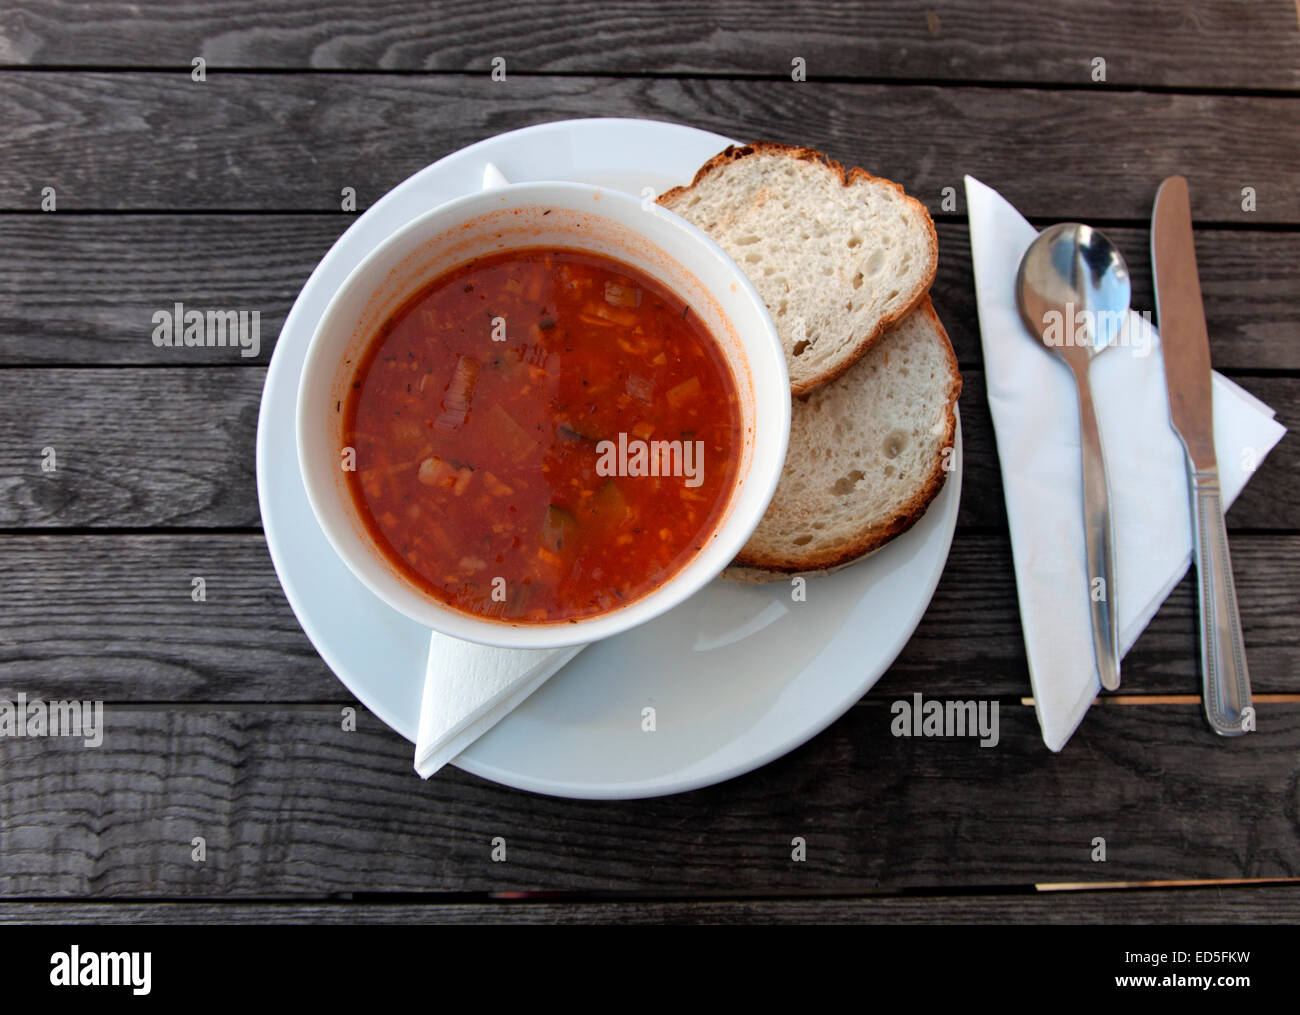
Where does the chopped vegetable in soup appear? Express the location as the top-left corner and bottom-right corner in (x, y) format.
(342, 247), (744, 623)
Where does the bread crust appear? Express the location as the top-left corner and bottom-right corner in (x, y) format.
(730, 297), (962, 577)
(658, 142), (939, 395)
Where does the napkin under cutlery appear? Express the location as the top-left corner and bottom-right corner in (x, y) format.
(965, 175), (1286, 750)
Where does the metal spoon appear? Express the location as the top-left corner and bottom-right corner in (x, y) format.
(1016, 223), (1130, 691)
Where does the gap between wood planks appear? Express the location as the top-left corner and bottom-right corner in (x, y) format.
(399, 877), (1300, 899)
(1, 209), (1299, 233)
(1037, 876), (1300, 890)
(2, 881), (1295, 907)
(33, 697), (1289, 710)
(1, 64), (1298, 101)
(1022, 694), (1300, 706)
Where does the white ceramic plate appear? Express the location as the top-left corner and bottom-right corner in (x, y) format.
(256, 118), (962, 799)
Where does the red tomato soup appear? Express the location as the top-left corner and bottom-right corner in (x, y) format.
(342, 248), (744, 624)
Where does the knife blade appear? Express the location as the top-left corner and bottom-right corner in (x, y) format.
(1152, 177), (1216, 470)
(1151, 175), (1254, 737)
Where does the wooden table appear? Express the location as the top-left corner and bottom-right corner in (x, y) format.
(0, 1), (1297, 925)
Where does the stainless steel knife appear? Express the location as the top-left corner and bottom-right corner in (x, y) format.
(1151, 175), (1254, 737)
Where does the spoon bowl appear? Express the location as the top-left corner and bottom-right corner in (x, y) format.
(1017, 222), (1132, 365)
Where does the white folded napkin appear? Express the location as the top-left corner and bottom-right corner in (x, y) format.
(415, 638), (584, 778)
(965, 175), (1286, 751)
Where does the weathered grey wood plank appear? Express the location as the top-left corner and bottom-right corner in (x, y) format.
(0, 703), (1296, 895)
(0, 369), (262, 528)
(1, 74), (1297, 220)
(2, 885), (1298, 923)
(1, 533), (1295, 701)
(0, 534), (335, 701)
(2, 0), (1297, 91)
(0, 215), (348, 365)
(0, 369), (1293, 529)
(4, 216), (1297, 371)
(1215, 376), (1299, 531)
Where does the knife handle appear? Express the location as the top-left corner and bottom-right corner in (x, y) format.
(1190, 469), (1254, 736)
(1074, 365), (1121, 691)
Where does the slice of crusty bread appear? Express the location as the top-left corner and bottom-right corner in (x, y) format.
(658, 142), (938, 395)
(726, 298), (961, 579)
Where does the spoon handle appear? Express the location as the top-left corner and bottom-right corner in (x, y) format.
(1073, 366), (1121, 691)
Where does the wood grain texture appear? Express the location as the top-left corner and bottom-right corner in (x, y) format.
(4, 216), (1298, 371)
(0, 535), (337, 701)
(3, 885), (1299, 923)
(2, 0), (1298, 91)
(0, 533), (1295, 702)
(1, 368), (1293, 529)
(0, 369), (261, 528)
(0, 703), (1297, 896)
(1, 74), (1297, 220)
(0, 215), (348, 365)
